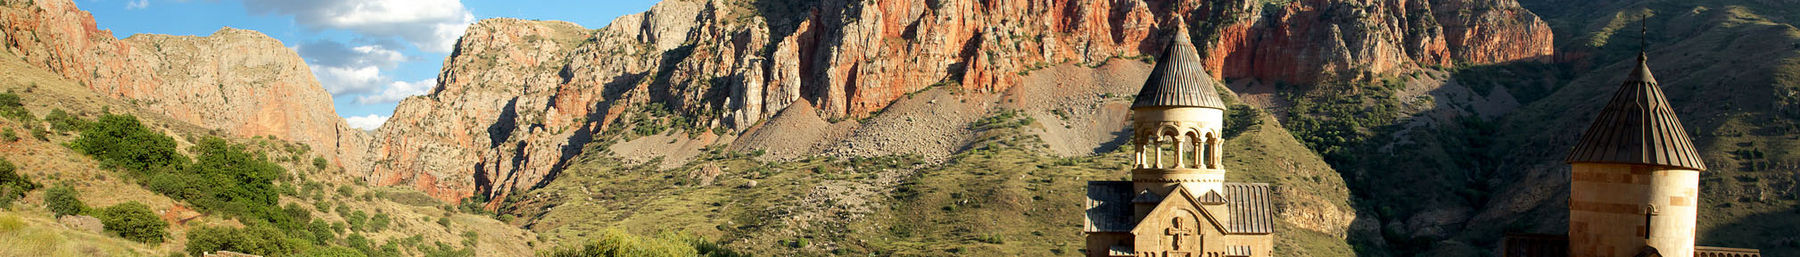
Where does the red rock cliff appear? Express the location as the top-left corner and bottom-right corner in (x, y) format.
(361, 0), (1554, 205)
(0, 0), (370, 170)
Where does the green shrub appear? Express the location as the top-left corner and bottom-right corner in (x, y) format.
(369, 213), (391, 231)
(144, 137), (291, 228)
(308, 219), (336, 242)
(185, 225), (306, 257)
(0, 92), (30, 122)
(540, 229), (697, 257)
(313, 157), (330, 171)
(345, 210), (368, 231)
(44, 184), (85, 217)
(297, 246), (367, 257)
(0, 158), (40, 208)
(1, 128), (16, 142)
(29, 125), (47, 141)
(44, 109), (89, 132)
(96, 201), (168, 244)
(70, 114), (186, 176)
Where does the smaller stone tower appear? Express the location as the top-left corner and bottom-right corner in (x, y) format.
(1563, 50), (1705, 257)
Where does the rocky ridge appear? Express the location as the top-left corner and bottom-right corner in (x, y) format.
(0, 0), (369, 170)
(364, 0), (1556, 209)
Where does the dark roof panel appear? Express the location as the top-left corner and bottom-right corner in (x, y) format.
(1132, 19), (1225, 109)
(1132, 189), (1163, 203)
(1086, 181), (1135, 232)
(1565, 54), (1707, 171)
(1199, 190), (1228, 205)
(1225, 183), (1274, 234)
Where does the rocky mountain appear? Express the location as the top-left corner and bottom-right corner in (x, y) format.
(0, 0), (369, 171)
(360, 0), (1556, 213)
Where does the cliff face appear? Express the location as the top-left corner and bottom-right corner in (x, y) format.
(362, 0), (1554, 205)
(0, 0), (368, 169)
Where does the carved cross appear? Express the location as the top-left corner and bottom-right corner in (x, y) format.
(1166, 218), (1195, 251)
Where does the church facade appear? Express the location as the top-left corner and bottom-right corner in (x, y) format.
(1083, 19), (1274, 257)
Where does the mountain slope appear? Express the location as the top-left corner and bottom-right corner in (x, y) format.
(0, 0), (370, 173)
(362, 0), (1559, 214)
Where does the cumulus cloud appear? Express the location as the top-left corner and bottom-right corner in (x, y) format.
(126, 0), (150, 9)
(344, 114), (389, 130)
(242, 0), (473, 53)
(311, 64), (386, 95)
(297, 41), (407, 68)
(356, 79), (435, 104)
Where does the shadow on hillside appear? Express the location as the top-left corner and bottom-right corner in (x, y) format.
(1699, 205), (1800, 256)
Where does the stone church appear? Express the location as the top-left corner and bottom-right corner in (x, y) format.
(1500, 49), (1762, 257)
(1083, 19), (1274, 257)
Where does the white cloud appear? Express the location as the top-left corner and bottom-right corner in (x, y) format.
(298, 41), (407, 68)
(126, 0), (150, 9)
(356, 79), (435, 104)
(242, 0), (473, 53)
(344, 114), (389, 130)
(311, 64), (386, 95)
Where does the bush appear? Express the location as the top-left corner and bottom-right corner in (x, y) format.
(313, 157), (330, 171)
(145, 137), (290, 228)
(0, 92), (29, 122)
(0, 159), (40, 208)
(96, 201), (168, 244)
(297, 246), (367, 257)
(70, 114), (186, 176)
(368, 213), (390, 232)
(44, 184), (85, 217)
(1, 128), (16, 142)
(540, 229), (697, 257)
(44, 109), (89, 132)
(186, 225), (305, 257)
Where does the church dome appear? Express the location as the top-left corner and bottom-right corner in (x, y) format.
(1132, 18), (1226, 110)
(1565, 53), (1706, 171)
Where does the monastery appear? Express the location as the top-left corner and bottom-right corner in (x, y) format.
(1083, 18), (1274, 257)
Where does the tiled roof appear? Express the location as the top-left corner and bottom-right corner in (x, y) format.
(1199, 190), (1228, 205)
(1132, 18), (1225, 109)
(1225, 183), (1274, 234)
(1696, 246), (1762, 257)
(1086, 181), (1135, 232)
(1108, 245), (1135, 257)
(1566, 53), (1707, 171)
(1225, 245), (1254, 257)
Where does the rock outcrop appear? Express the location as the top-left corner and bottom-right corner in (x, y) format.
(357, 0), (1556, 206)
(0, 0), (369, 170)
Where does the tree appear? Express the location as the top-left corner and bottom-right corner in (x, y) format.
(297, 246), (367, 257)
(96, 201), (168, 244)
(186, 225), (304, 256)
(0, 158), (39, 208)
(44, 184), (85, 217)
(313, 157), (330, 171)
(70, 114), (186, 176)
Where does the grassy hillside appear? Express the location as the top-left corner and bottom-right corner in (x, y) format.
(508, 92), (1357, 255)
(0, 49), (534, 257)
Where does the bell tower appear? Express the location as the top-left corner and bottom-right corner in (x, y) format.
(1128, 17), (1229, 204)
(1564, 42), (1705, 257)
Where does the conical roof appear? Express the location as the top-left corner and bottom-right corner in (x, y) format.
(1565, 53), (1706, 171)
(1132, 18), (1225, 109)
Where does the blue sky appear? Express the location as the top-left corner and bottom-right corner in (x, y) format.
(82, 0), (658, 130)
